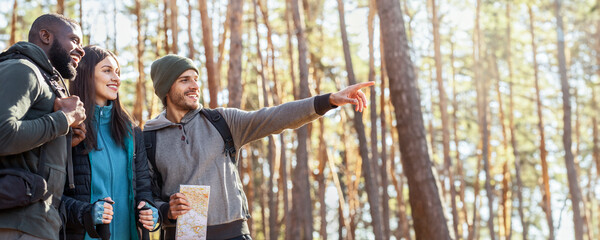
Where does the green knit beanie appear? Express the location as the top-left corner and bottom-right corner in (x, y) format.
(150, 54), (199, 100)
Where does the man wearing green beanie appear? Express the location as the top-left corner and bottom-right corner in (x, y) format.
(144, 54), (374, 240)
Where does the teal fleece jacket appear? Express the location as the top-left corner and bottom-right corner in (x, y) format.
(86, 103), (136, 240)
(0, 41), (70, 240)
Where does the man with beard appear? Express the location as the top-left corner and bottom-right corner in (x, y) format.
(0, 14), (86, 239)
(144, 55), (373, 240)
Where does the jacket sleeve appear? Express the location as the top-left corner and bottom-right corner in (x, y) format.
(134, 127), (155, 205)
(0, 61), (69, 156)
(61, 194), (101, 237)
(220, 94), (335, 149)
(133, 127), (163, 230)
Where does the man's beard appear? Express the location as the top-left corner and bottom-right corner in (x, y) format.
(48, 41), (76, 79)
(170, 90), (199, 111)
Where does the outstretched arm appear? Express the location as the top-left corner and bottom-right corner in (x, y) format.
(221, 81), (376, 149)
(329, 81), (375, 112)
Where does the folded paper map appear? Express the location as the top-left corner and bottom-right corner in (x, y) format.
(176, 185), (210, 240)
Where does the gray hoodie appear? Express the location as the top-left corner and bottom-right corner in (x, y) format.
(144, 94), (334, 237)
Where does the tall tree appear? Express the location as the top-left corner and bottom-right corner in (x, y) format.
(595, 19), (600, 182)
(258, 0), (281, 104)
(528, 6), (554, 239)
(199, 0), (218, 108)
(186, 0), (194, 59)
(216, 2), (231, 96)
(251, 1), (279, 238)
(285, 0), (298, 99)
(507, 2), (527, 239)
(450, 41), (467, 240)
(227, 0), (243, 108)
(376, 0), (450, 238)
(502, 3), (514, 239)
(112, 0), (118, 54)
(132, 0), (146, 124)
(163, 0), (171, 53)
(472, 0), (495, 239)
(57, 0), (64, 15)
(491, 52), (511, 240)
(282, 1), (294, 239)
(554, 1), (584, 239)
(337, 0), (383, 238)
(170, 0), (179, 54)
(79, 0), (85, 45)
(9, 0), (17, 46)
(369, 0), (390, 238)
(289, 0), (313, 238)
(430, 0), (458, 238)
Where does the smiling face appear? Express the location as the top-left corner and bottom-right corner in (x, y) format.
(94, 56), (121, 106)
(166, 69), (200, 114)
(47, 23), (84, 79)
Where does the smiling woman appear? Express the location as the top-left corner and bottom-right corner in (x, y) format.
(61, 45), (160, 240)
(94, 55), (121, 107)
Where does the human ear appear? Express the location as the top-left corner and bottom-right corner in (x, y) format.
(39, 29), (53, 45)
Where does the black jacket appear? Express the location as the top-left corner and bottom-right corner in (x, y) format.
(61, 127), (156, 239)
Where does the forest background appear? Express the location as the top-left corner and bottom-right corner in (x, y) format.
(1, 0), (599, 239)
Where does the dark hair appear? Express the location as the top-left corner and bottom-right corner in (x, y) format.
(70, 45), (135, 153)
(28, 13), (79, 42)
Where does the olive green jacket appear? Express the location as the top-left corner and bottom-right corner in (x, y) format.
(0, 42), (70, 240)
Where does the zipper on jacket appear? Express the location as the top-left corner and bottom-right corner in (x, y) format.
(96, 109), (115, 234)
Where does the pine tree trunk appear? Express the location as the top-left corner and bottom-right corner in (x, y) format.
(216, 2), (231, 95)
(9, 0), (17, 46)
(170, 0), (179, 54)
(554, 1), (584, 239)
(371, 1), (390, 237)
(503, 4), (513, 239)
(163, 0), (171, 54)
(199, 0), (218, 108)
(79, 0), (86, 45)
(376, 0), (450, 238)
(491, 53), (511, 240)
(258, 0), (281, 104)
(112, 0), (118, 54)
(476, 1), (495, 237)
(594, 85), (600, 182)
(337, 0), (382, 238)
(133, 0), (146, 125)
(451, 41), (467, 240)
(290, 0), (313, 238)
(506, 2), (527, 239)
(529, 6), (555, 239)
(389, 124), (412, 240)
(227, 0), (243, 108)
(245, 146), (255, 234)
(57, 0), (64, 15)
(252, 1), (279, 238)
(431, 1), (458, 238)
(285, 0), (298, 99)
(317, 118), (328, 240)
(470, 1), (493, 239)
(187, 0), (194, 59)
(594, 4), (600, 184)
(279, 132), (291, 240)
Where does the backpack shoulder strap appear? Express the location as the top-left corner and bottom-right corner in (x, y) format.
(144, 130), (163, 189)
(200, 108), (236, 164)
